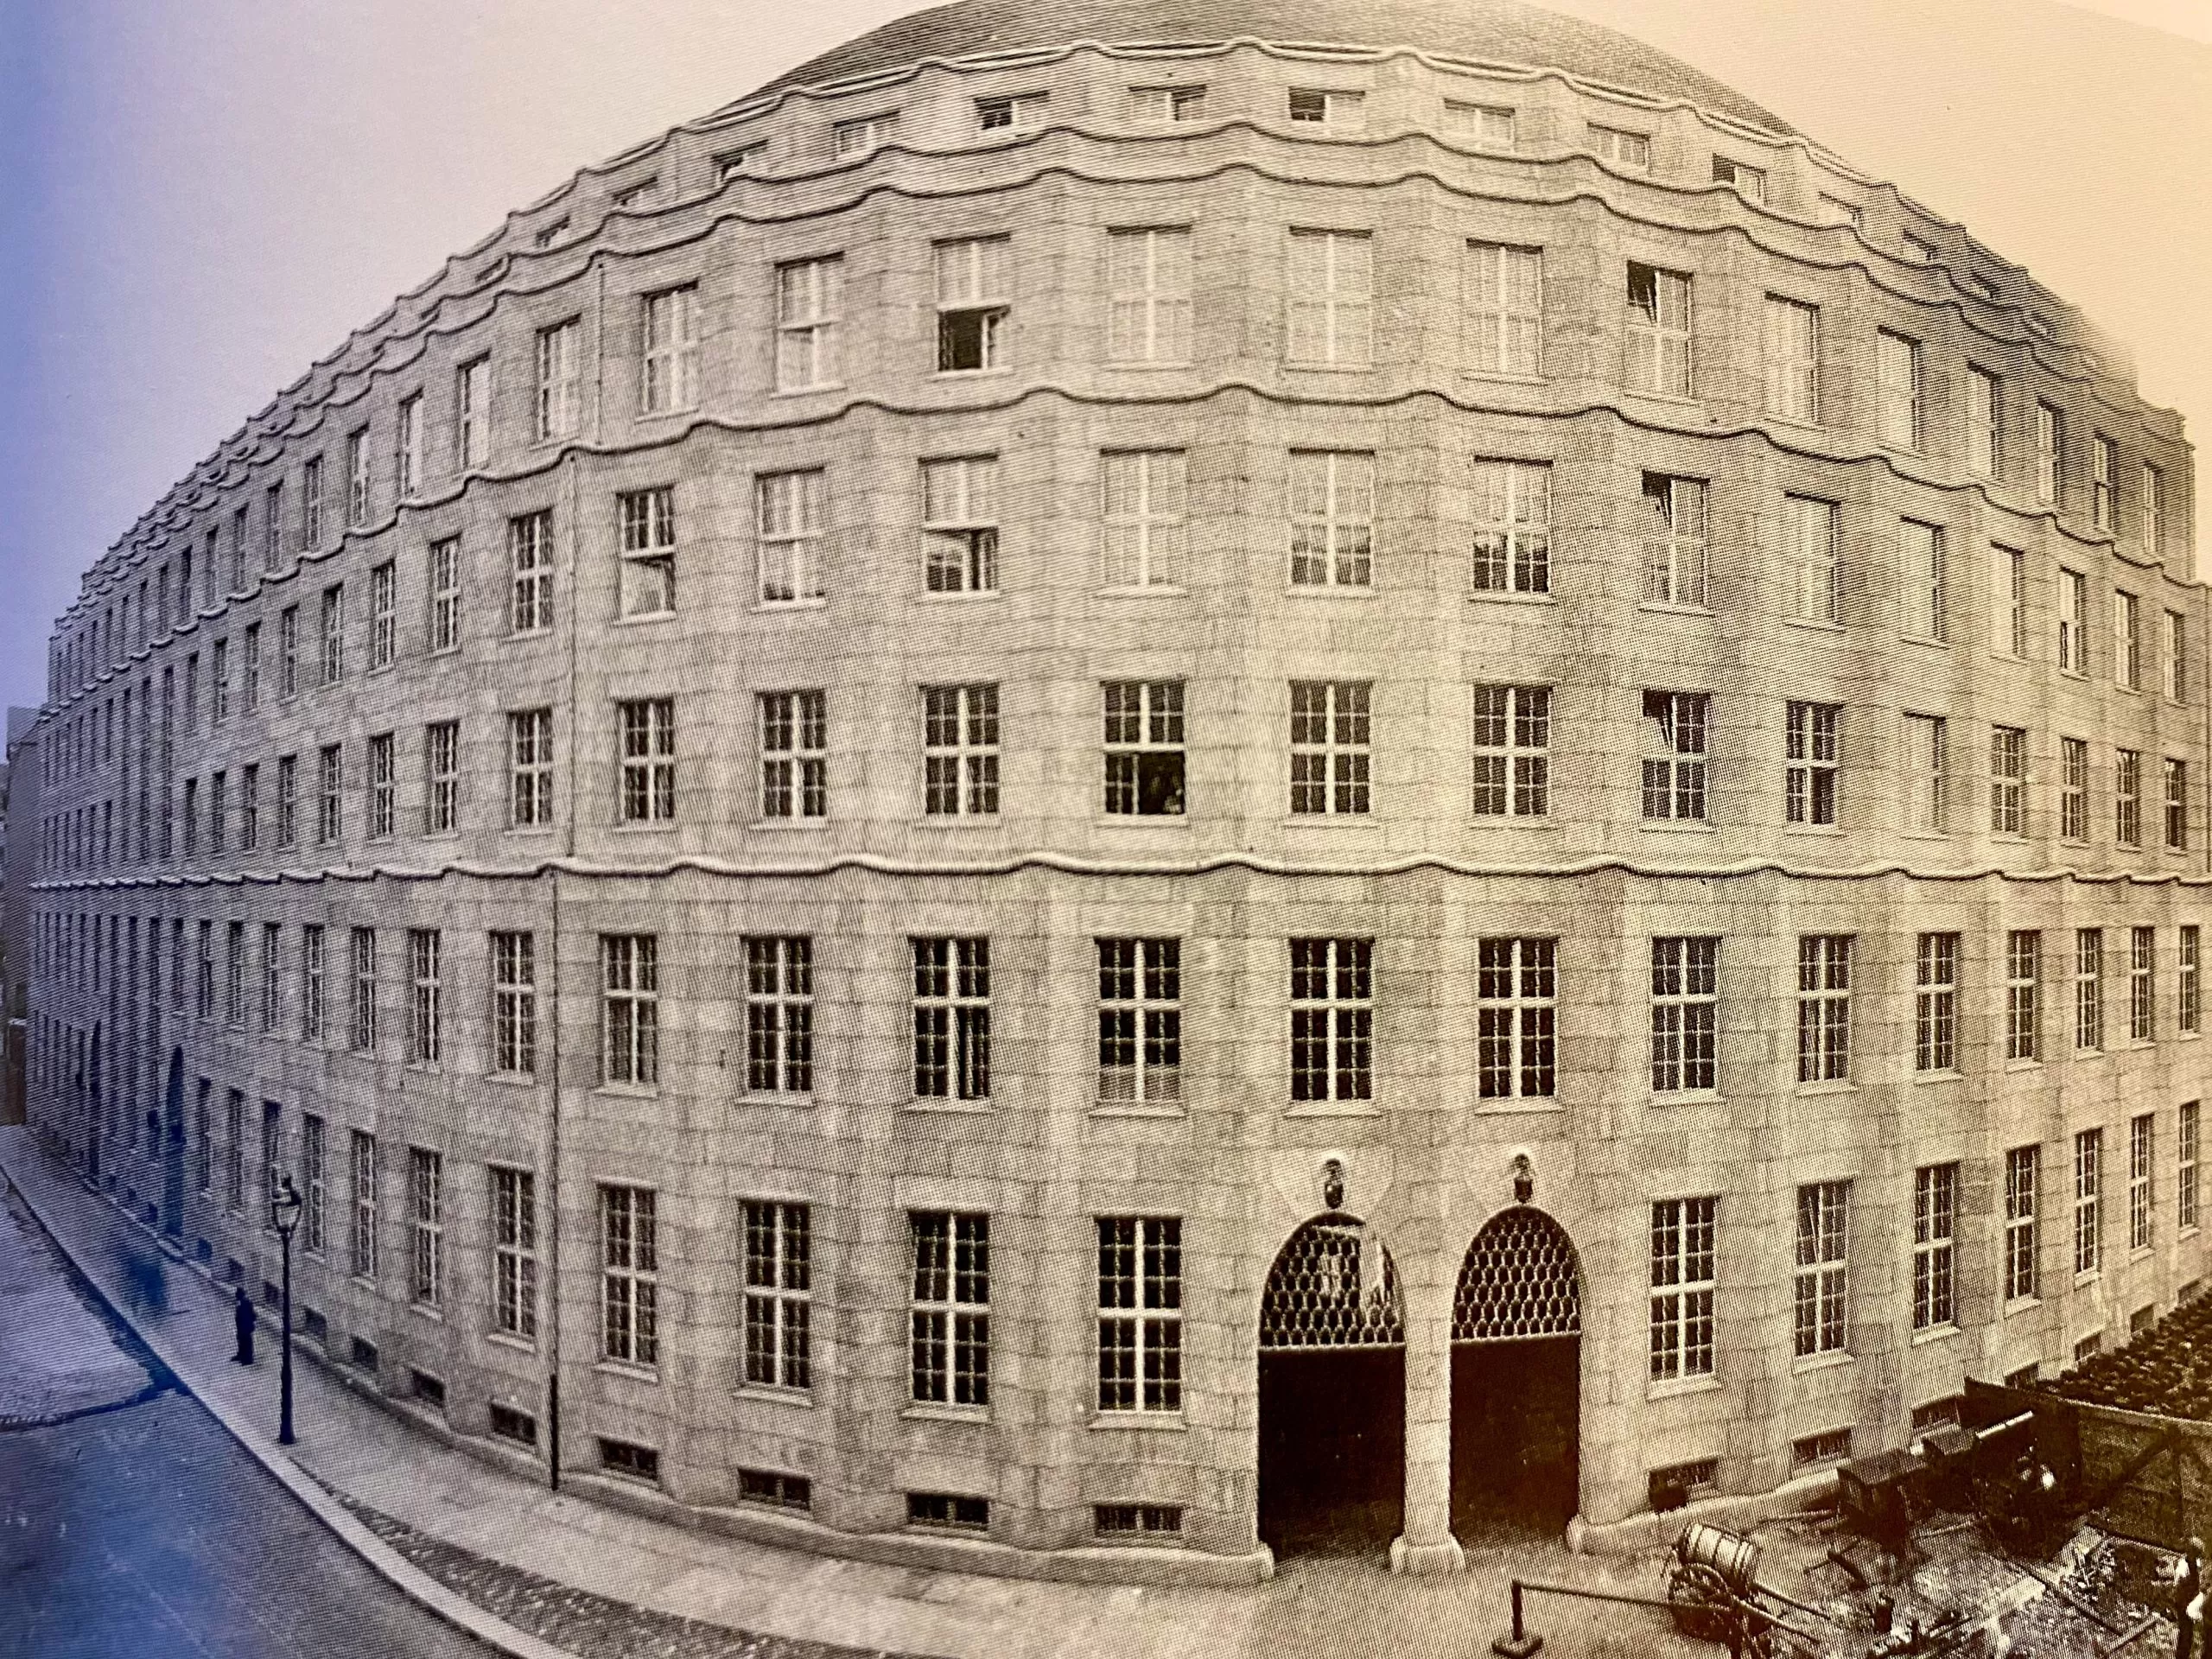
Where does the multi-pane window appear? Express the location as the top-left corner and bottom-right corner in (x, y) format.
(261, 922), (282, 1033)
(2092, 434), (2118, 531)
(2131, 925), (2157, 1042)
(1641, 690), (1710, 821)
(922, 684), (999, 816)
(1097, 938), (1180, 1105)
(1993, 547), (2028, 658)
(208, 772), (228, 856)
(921, 456), (1000, 593)
(1912, 1164), (1958, 1331)
(534, 318), (581, 441)
(508, 709), (553, 829)
(743, 938), (813, 1095)
(758, 691), (828, 821)
(320, 584), (346, 685)
(2166, 759), (2190, 851)
(1877, 330), (1923, 449)
(407, 929), (442, 1067)
(601, 935), (658, 1088)
(618, 699), (676, 823)
(934, 237), (1010, 372)
(1650, 937), (1718, 1093)
(315, 743), (343, 845)
(2035, 401), (2063, 505)
(1817, 193), (1862, 228)
(1649, 1198), (1716, 1382)
(2058, 568), (2088, 673)
(396, 392), (422, 499)
(349, 1129), (377, 1280)
(492, 931), (537, 1076)
(1793, 1181), (1850, 1357)
(212, 639), (232, 724)
(1900, 520), (1946, 641)
(1712, 156), (1765, 200)
(1915, 933), (1960, 1072)
(2006, 931), (2042, 1062)
(1904, 714), (1948, 834)
(349, 927), (377, 1052)
(1106, 228), (1192, 364)
(2116, 748), (2143, 846)
(302, 924), (325, 1044)
(1786, 701), (1840, 827)
(2183, 1102), (2201, 1232)
(1589, 124), (1651, 168)
(1445, 99), (1516, 148)
(422, 720), (458, 835)
(2115, 590), (2141, 690)
(2061, 737), (2090, 841)
(455, 356), (490, 474)
(1784, 494), (1839, 625)
(1764, 296), (1820, 423)
(225, 1091), (246, 1211)
(638, 285), (697, 415)
(617, 486), (676, 619)
(1990, 726), (2026, 835)
(493, 1167), (537, 1341)
(1465, 242), (1541, 378)
(1288, 450), (1374, 588)
(1103, 681), (1185, 816)
(2075, 1128), (2103, 1275)
(910, 1211), (989, 1407)
(2183, 925), (2202, 1035)
(774, 257), (843, 391)
(1471, 684), (1550, 817)
(1097, 1217), (1182, 1412)
(1471, 460), (1550, 593)
(2005, 1147), (2038, 1302)
(1290, 938), (1373, 1103)
(832, 111), (898, 158)
(2075, 928), (2105, 1052)
(600, 1185), (658, 1368)
(505, 512), (557, 637)
(408, 1147), (443, 1307)
(2144, 462), (2167, 550)
(1129, 85), (1206, 123)
(1625, 264), (1692, 396)
(1289, 680), (1370, 815)
(912, 938), (990, 1100)
(346, 428), (371, 526)
(756, 468), (826, 605)
(1641, 474), (1708, 607)
(1476, 938), (1558, 1099)
(1287, 88), (1363, 128)
(743, 1202), (810, 1391)
(428, 537), (461, 653)
(2131, 1113), (2156, 1250)
(1967, 365), (2001, 476)
(2165, 610), (2188, 702)
(1101, 450), (1186, 588)
(367, 561), (397, 671)
(225, 921), (246, 1027)
(1796, 935), (1852, 1084)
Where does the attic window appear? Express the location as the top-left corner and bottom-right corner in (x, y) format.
(1589, 124), (1651, 170)
(533, 219), (570, 250)
(1963, 270), (1999, 302)
(613, 177), (659, 210)
(1445, 101), (1516, 150)
(1711, 156), (1765, 203)
(714, 143), (764, 184)
(1130, 85), (1207, 123)
(1816, 194), (1861, 230)
(976, 93), (1047, 133)
(1903, 230), (1938, 264)
(1288, 88), (1363, 130)
(834, 111), (899, 159)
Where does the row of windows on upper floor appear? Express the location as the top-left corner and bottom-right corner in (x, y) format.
(29, 919), (2206, 1112)
(42, 427), (2193, 733)
(51, 226), (2150, 690)
(33, 683), (2201, 883)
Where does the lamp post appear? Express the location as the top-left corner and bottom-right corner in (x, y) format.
(269, 1173), (302, 1446)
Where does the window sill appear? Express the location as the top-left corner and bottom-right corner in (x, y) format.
(1471, 1098), (1564, 1116)
(1912, 1071), (1965, 1086)
(1090, 1101), (1185, 1118)
(1100, 359), (1195, 372)
(1791, 1351), (1854, 1376)
(1782, 617), (1845, 635)
(1637, 603), (1714, 619)
(485, 1330), (537, 1355)
(1283, 362), (1376, 375)
(2133, 1245), (2156, 1263)
(1460, 370), (1548, 388)
(734, 1385), (814, 1408)
(593, 1084), (660, 1102)
(594, 1360), (660, 1385)
(611, 612), (677, 628)
(504, 826), (557, 839)
(1639, 820), (1716, 834)
(752, 599), (829, 615)
(769, 382), (845, 399)
(930, 367), (1014, 382)
(901, 1402), (989, 1424)
(608, 822), (679, 835)
(2075, 1269), (2102, 1288)
(505, 630), (554, 644)
(2058, 669), (2091, 683)
(2004, 1294), (2041, 1318)
(1096, 814), (1190, 830)
(1897, 830), (1952, 842)
(408, 1301), (445, 1324)
(1621, 387), (1700, 409)
(1466, 814), (1556, 828)
(2003, 1058), (2044, 1074)
(1281, 814), (1374, 827)
(732, 1090), (812, 1108)
(1467, 589), (1556, 606)
(1284, 1101), (1382, 1119)
(1646, 1375), (1722, 1402)
(1096, 585), (1188, 599)
(1783, 823), (1846, 836)
(1281, 585), (1374, 599)
(748, 819), (829, 833)
(633, 405), (701, 423)
(911, 816), (1001, 829)
(1795, 1079), (1857, 1098)
(1090, 1411), (1186, 1431)
(1649, 1090), (1723, 1106)
(482, 1071), (540, 1090)
(904, 1098), (992, 1115)
(915, 590), (1001, 606)
(1910, 1324), (1961, 1348)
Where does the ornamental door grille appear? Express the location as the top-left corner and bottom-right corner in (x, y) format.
(1260, 1216), (1405, 1350)
(1453, 1208), (1580, 1342)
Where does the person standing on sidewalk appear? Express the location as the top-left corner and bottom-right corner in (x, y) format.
(2177, 1535), (2205, 1659)
(232, 1285), (257, 1365)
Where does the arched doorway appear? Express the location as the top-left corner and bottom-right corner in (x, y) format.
(1450, 1207), (1581, 1542)
(1257, 1214), (1406, 1559)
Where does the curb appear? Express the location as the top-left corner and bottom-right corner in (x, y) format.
(0, 1145), (580, 1659)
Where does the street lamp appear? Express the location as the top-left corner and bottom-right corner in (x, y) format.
(269, 1173), (303, 1446)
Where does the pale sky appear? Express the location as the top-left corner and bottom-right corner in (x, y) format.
(1, 0), (2207, 723)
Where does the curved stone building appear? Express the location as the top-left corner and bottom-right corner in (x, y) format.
(21, 0), (2210, 1584)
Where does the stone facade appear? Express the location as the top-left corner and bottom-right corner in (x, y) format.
(16, 0), (2212, 1585)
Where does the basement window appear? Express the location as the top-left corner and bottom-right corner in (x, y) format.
(350, 1337), (379, 1374)
(1910, 1396), (1961, 1435)
(490, 1402), (539, 1446)
(599, 1438), (661, 1483)
(1648, 1459), (1719, 1512)
(906, 1492), (988, 1532)
(1095, 1503), (1183, 1538)
(1791, 1428), (1852, 1471)
(738, 1469), (813, 1511)
(410, 1370), (447, 1410)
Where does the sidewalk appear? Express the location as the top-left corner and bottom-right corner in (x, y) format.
(1, 1124), (1704, 1659)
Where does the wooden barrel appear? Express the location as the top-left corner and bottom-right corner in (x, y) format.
(1676, 1522), (1761, 1597)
